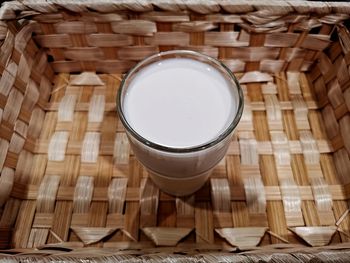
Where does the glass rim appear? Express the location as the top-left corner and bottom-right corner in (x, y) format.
(117, 50), (244, 153)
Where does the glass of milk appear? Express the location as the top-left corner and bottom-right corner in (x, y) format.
(118, 50), (243, 196)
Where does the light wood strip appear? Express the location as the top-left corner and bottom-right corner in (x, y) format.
(11, 183), (348, 202)
(44, 100), (320, 111)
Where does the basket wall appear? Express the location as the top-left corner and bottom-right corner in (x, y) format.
(0, 1), (349, 261)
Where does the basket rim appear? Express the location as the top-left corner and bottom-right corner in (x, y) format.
(1, 0), (350, 20)
(1, 244), (350, 261)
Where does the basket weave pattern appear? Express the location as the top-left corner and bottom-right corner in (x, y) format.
(0, 1), (349, 261)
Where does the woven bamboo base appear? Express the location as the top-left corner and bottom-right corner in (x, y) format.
(1, 71), (348, 256)
(0, 0), (350, 261)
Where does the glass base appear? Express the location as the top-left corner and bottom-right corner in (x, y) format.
(148, 169), (212, 196)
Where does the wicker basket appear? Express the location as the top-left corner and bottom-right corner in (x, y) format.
(0, 0), (349, 262)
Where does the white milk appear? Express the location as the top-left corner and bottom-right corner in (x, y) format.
(123, 58), (236, 148)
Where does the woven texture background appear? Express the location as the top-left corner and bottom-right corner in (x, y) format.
(0, 0), (349, 261)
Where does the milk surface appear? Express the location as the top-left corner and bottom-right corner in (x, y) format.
(123, 58), (236, 148)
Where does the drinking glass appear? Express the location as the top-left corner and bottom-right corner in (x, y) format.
(117, 50), (243, 196)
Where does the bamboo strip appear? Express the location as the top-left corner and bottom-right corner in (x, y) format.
(210, 178), (231, 212)
(122, 157), (141, 242)
(239, 71), (273, 84)
(14, 120), (27, 138)
(0, 61), (17, 96)
(239, 133), (267, 222)
(289, 226), (337, 247)
(300, 131), (320, 165)
(70, 72), (104, 86)
(32, 213), (53, 228)
(173, 21), (217, 32)
(264, 94), (283, 130)
(176, 195), (195, 228)
(239, 135), (258, 165)
(287, 72), (301, 94)
(239, 97), (253, 131)
(36, 175), (60, 213)
(113, 133), (130, 165)
(3, 89), (24, 125)
(145, 32), (190, 46)
(54, 21), (97, 34)
(15, 150), (33, 184)
(111, 20), (156, 36)
(267, 230), (289, 244)
(106, 213), (124, 230)
(89, 159), (112, 233)
(42, 111), (68, 137)
(8, 133), (25, 154)
(0, 198), (21, 228)
(339, 115), (350, 154)
(108, 177), (128, 214)
(81, 132), (100, 163)
(27, 228), (49, 248)
(71, 227), (118, 245)
(327, 79), (344, 109)
(299, 130), (334, 225)
(204, 32), (248, 47)
(122, 202), (139, 242)
(270, 130), (303, 226)
(0, 168), (14, 207)
(333, 202), (350, 242)
(333, 149), (350, 185)
(48, 131), (69, 161)
(226, 153), (250, 227)
(0, 226), (11, 249)
(47, 201), (72, 243)
(142, 227), (192, 246)
(195, 202), (214, 244)
(266, 201), (289, 243)
(310, 177), (332, 212)
(57, 94), (77, 122)
(262, 81), (277, 95)
(297, 75), (337, 227)
(176, 196), (194, 215)
(140, 178), (159, 227)
(88, 94), (105, 123)
(283, 75), (324, 230)
(322, 105), (339, 139)
(34, 34), (72, 48)
(0, 28), (14, 65)
(139, 11), (189, 22)
(117, 46), (159, 61)
(271, 131), (290, 166)
(292, 94), (310, 130)
(215, 227), (268, 248)
(45, 99), (322, 112)
(86, 34), (133, 47)
(12, 201), (36, 248)
(243, 176), (266, 215)
(250, 81), (291, 241)
(87, 200), (109, 228)
(22, 80), (39, 112)
(9, 183), (349, 202)
(211, 178), (232, 228)
(73, 176), (94, 213)
(147, 200), (175, 229)
(34, 138), (334, 156)
(279, 178), (301, 213)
